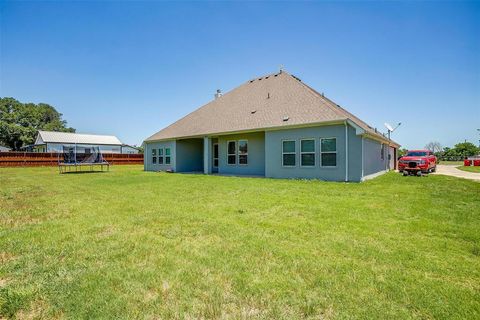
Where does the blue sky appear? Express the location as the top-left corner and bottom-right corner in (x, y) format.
(1, 1), (479, 149)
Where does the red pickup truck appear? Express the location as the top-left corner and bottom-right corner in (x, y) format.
(398, 150), (437, 175)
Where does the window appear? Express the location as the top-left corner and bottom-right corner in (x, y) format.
(165, 148), (171, 165)
(213, 143), (219, 167)
(152, 149), (157, 164)
(238, 140), (248, 165)
(227, 141), (236, 165)
(158, 148), (164, 164)
(321, 138), (337, 167)
(282, 140), (296, 166)
(381, 144), (385, 160)
(301, 139), (315, 167)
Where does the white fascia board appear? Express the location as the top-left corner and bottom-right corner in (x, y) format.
(346, 119), (365, 135)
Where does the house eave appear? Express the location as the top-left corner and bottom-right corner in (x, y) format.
(362, 132), (400, 148)
(144, 119), (349, 143)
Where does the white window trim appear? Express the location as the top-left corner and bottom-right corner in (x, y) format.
(237, 139), (248, 166)
(320, 137), (337, 167)
(227, 140), (237, 165)
(282, 139), (296, 167)
(300, 138), (316, 167)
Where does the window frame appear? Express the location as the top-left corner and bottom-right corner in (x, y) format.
(237, 139), (248, 166)
(380, 144), (385, 160)
(213, 143), (219, 168)
(165, 147), (171, 165)
(227, 140), (237, 165)
(158, 148), (164, 165)
(320, 137), (337, 167)
(300, 138), (316, 167)
(152, 148), (157, 164)
(282, 139), (296, 167)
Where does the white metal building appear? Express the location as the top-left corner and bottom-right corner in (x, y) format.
(32, 131), (139, 154)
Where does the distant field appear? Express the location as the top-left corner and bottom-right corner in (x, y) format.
(1, 165), (479, 319)
(458, 166), (480, 173)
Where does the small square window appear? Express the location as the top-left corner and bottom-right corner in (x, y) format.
(321, 138), (336, 152)
(239, 155), (248, 165)
(282, 140), (295, 153)
(283, 154), (296, 166)
(321, 153), (336, 167)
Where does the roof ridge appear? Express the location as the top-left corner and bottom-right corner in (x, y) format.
(39, 130), (116, 137)
(146, 71), (287, 141)
(291, 78), (376, 130)
(288, 75), (348, 119)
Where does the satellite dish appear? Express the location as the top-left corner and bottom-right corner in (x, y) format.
(384, 122), (394, 132)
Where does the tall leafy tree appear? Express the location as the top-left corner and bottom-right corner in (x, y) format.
(0, 97), (75, 150)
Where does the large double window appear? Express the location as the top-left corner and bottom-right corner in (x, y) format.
(227, 140), (248, 165)
(300, 139), (315, 167)
(321, 138), (337, 167)
(282, 140), (296, 166)
(282, 138), (337, 167)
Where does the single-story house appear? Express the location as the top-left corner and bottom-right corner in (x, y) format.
(143, 71), (400, 182)
(31, 130), (140, 154)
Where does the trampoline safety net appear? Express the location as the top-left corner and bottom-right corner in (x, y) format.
(59, 146), (109, 173)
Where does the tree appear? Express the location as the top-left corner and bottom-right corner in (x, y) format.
(398, 148), (408, 157)
(424, 141), (443, 153)
(452, 142), (479, 158)
(0, 97), (75, 150)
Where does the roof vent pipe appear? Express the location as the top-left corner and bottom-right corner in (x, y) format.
(214, 89), (222, 99)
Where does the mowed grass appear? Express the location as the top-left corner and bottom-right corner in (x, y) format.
(1, 166), (479, 319)
(458, 166), (480, 173)
(438, 161), (464, 166)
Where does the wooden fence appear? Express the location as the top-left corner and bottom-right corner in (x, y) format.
(0, 152), (143, 167)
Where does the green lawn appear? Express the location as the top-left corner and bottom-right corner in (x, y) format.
(438, 160), (464, 166)
(1, 166), (479, 319)
(458, 166), (480, 173)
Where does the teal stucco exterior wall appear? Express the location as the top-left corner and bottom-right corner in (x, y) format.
(265, 123), (363, 181)
(143, 125), (389, 182)
(217, 132), (265, 176)
(144, 140), (176, 172)
(176, 138), (204, 172)
(363, 137), (387, 176)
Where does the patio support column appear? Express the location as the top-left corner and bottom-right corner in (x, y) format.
(203, 136), (211, 174)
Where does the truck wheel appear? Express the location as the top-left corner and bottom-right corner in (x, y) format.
(431, 166), (436, 173)
(403, 171), (409, 176)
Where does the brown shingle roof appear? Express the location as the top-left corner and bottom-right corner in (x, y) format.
(145, 71), (399, 146)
